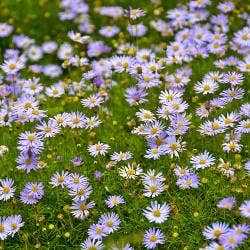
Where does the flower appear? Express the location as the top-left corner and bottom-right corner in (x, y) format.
(68, 31), (90, 44)
(143, 180), (165, 198)
(80, 238), (104, 250)
(1, 58), (24, 74)
(125, 8), (146, 20)
(81, 94), (104, 109)
(105, 195), (125, 208)
(239, 200), (250, 218)
(143, 201), (170, 224)
(203, 222), (229, 240)
(98, 212), (120, 234)
(5, 215), (24, 237)
(20, 182), (44, 205)
(190, 151), (216, 170)
(143, 228), (165, 249)
(71, 200), (95, 220)
(71, 156), (83, 166)
(88, 223), (108, 240)
(36, 120), (60, 138)
(217, 197), (236, 210)
(0, 23), (13, 37)
(0, 178), (16, 201)
(50, 171), (70, 188)
(245, 161), (250, 175)
(0, 217), (10, 240)
(220, 231), (245, 249)
(110, 151), (133, 162)
(119, 163), (143, 179)
(88, 142), (110, 157)
(176, 173), (200, 189)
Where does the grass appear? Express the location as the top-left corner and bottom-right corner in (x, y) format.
(0, 0), (249, 249)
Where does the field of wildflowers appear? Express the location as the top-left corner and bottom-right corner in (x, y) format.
(0, 0), (249, 249)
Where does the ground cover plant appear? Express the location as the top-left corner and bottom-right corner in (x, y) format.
(0, 0), (249, 249)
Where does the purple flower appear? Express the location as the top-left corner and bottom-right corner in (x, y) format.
(94, 171), (103, 181)
(88, 223), (108, 240)
(20, 182), (44, 205)
(71, 156), (83, 167)
(143, 228), (165, 249)
(98, 212), (120, 234)
(176, 173), (200, 189)
(217, 197), (236, 210)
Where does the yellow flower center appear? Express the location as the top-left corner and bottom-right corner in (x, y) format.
(214, 229), (222, 238)
(79, 204), (87, 211)
(2, 186), (10, 194)
(32, 186), (39, 192)
(199, 159), (207, 164)
(150, 234), (158, 242)
(9, 64), (16, 70)
(153, 209), (161, 217)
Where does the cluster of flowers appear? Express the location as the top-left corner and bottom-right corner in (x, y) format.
(81, 212), (121, 249)
(0, 215), (24, 240)
(0, 0), (249, 248)
(50, 171), (94, 219)
(20, 182), (44, 205)
(202, 222), (250, 249)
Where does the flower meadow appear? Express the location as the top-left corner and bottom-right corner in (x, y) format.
(0, 0), (249, 249)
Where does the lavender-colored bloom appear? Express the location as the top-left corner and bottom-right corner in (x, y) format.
(67, 112), (86, 128)
(71, 200), (95, 220)
(16, 152), (40, 173)
(145, 145), (167, 160)
(88, 142), (110, 157)
(105, 195), (125, 208)
(190, 151), (216, 170)
(99, 26), (120, 37)
(0, 217), (10, 240)
(239, 200), (250, 218)
(36, 120), (60, 138)
(232, 224), (250, 235)
(143, 201), (170, 224)
(203, 221), (229, 240)
(240, 103), (250, 117)
(244, 161), (250, 175)
(88, 223), (108, 240)
(0, 178), (16, 201)
(50, 171), (70, 188)
(220, 231), (245, 249)
(20, 182), (44, 205)
(124, 86), (148, 106)
(87, 41), (110, 57)
(69, 184), (92, 201)
(13, 34), (34, 49)
(127, 23), (147, 37)
(24, 182), (44, 199)
(98, 212), (120, 234)
(17, 131), (44, 154)
(143, 228), (165, 249)
(66, 173), (89, 190)
(94, 171), (103, 181)
(176, 173), (200, 189)
(217, 197), (236, 210)
(42, 41), (58, 54)
(43, 64), (62, 78)
(0, 23), (13, 37)
(1, 58), (25, 75)
(71, 156), (83, 167)
(80, 238), (104, 250)
(5, 215), (24, 237)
